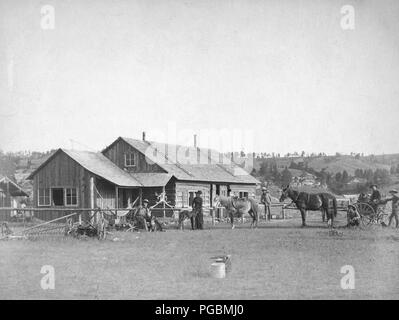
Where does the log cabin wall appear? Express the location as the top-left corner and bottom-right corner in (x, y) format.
(229, 184), (256, 197)
(102, 139), (165, 173)
(32, 151), (92, 220)
(175, 181), (211, 211)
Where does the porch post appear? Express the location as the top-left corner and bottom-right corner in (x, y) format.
(90, 176), (96, 223)
(6, 180), (11, 219)
(115, 186), (119, 216)
(162, 186), (166, 219)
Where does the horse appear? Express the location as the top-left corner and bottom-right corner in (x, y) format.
(279, 185), (337, 228)
(214, 195), (259, 229)
(177, 209), (196, 230)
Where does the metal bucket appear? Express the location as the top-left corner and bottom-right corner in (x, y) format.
(210, 262), (226, 278)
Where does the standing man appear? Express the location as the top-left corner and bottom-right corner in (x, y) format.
(382, 189), (399, 228)
(261, 187), (272, 220)
(369, 184), (381, 212)
(192, 190), (204, 230)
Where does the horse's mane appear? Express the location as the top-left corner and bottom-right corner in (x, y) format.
(287, 188), (299, 199)
(216, 195), (233, 206)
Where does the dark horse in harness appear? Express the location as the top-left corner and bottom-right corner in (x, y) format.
(279, 185), (337, 228)
(214, 195), (259, 229)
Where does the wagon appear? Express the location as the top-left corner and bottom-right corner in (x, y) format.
(347, 200), (387, 227)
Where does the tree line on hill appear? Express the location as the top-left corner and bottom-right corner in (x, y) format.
(0, 149), (56, 181)
(251, 158), (398, 195)
(251, 161), (295, 187)
(328, 168), (393, 194)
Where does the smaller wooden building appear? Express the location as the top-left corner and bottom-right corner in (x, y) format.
(0, 176), (29, 219)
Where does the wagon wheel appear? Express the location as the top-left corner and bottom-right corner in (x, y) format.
(354, 203), (375, 227)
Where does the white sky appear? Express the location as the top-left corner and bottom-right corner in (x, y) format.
(1, 0), (398, 155)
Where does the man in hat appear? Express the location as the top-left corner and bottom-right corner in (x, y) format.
(383, 190), (399, 228)
(261, 187), (272, 221)
(136, 199), (164, 232)
(135, 199), (152, 231)
(192, 190), (204, 230)
(369, 184), (381, 212)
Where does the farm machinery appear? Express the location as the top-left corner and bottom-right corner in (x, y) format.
(1, 210), (109, 240)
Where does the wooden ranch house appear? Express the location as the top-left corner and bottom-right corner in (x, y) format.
(27, 135), (260, 220)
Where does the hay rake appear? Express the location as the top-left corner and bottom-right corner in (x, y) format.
(1, 210), (109, 240)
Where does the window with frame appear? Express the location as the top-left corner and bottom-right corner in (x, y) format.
(38, 188), (50, 206)
(176, 191), (184, 208)
(124, 153), (136, 167)
(65, 188), (78, 206)
(188, 191), (195, 207)
(239, 191), (249, 198)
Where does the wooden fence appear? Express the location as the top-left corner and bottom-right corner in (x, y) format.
(0, 203), (297, 224)
(0, 202), (349, 225)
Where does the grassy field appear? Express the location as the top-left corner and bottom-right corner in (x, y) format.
(1, 212), (399, 300)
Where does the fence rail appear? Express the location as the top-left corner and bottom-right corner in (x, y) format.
(0, 203), (298, 224)
(0, 202), (347, 224)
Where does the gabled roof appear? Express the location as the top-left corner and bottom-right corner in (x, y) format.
(27, 149), (143, 187)
(0, 176), (29, 197)
(116, 137), (259, 185)
(62, 149), (143, 187)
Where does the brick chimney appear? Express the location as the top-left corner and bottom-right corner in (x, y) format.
(142, 131), (146, 141)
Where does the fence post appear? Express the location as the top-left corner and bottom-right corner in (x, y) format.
(282, 206), (286, 220)
(211, 208), (215, 226)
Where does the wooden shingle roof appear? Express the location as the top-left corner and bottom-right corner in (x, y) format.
(27, 149), (143, 187)
(120, 137), (259, 185)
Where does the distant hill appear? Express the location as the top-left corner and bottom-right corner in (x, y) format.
(0, 150), (56, 198)
(306, 156), (391, 176)
(252, 154), (398, 176)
